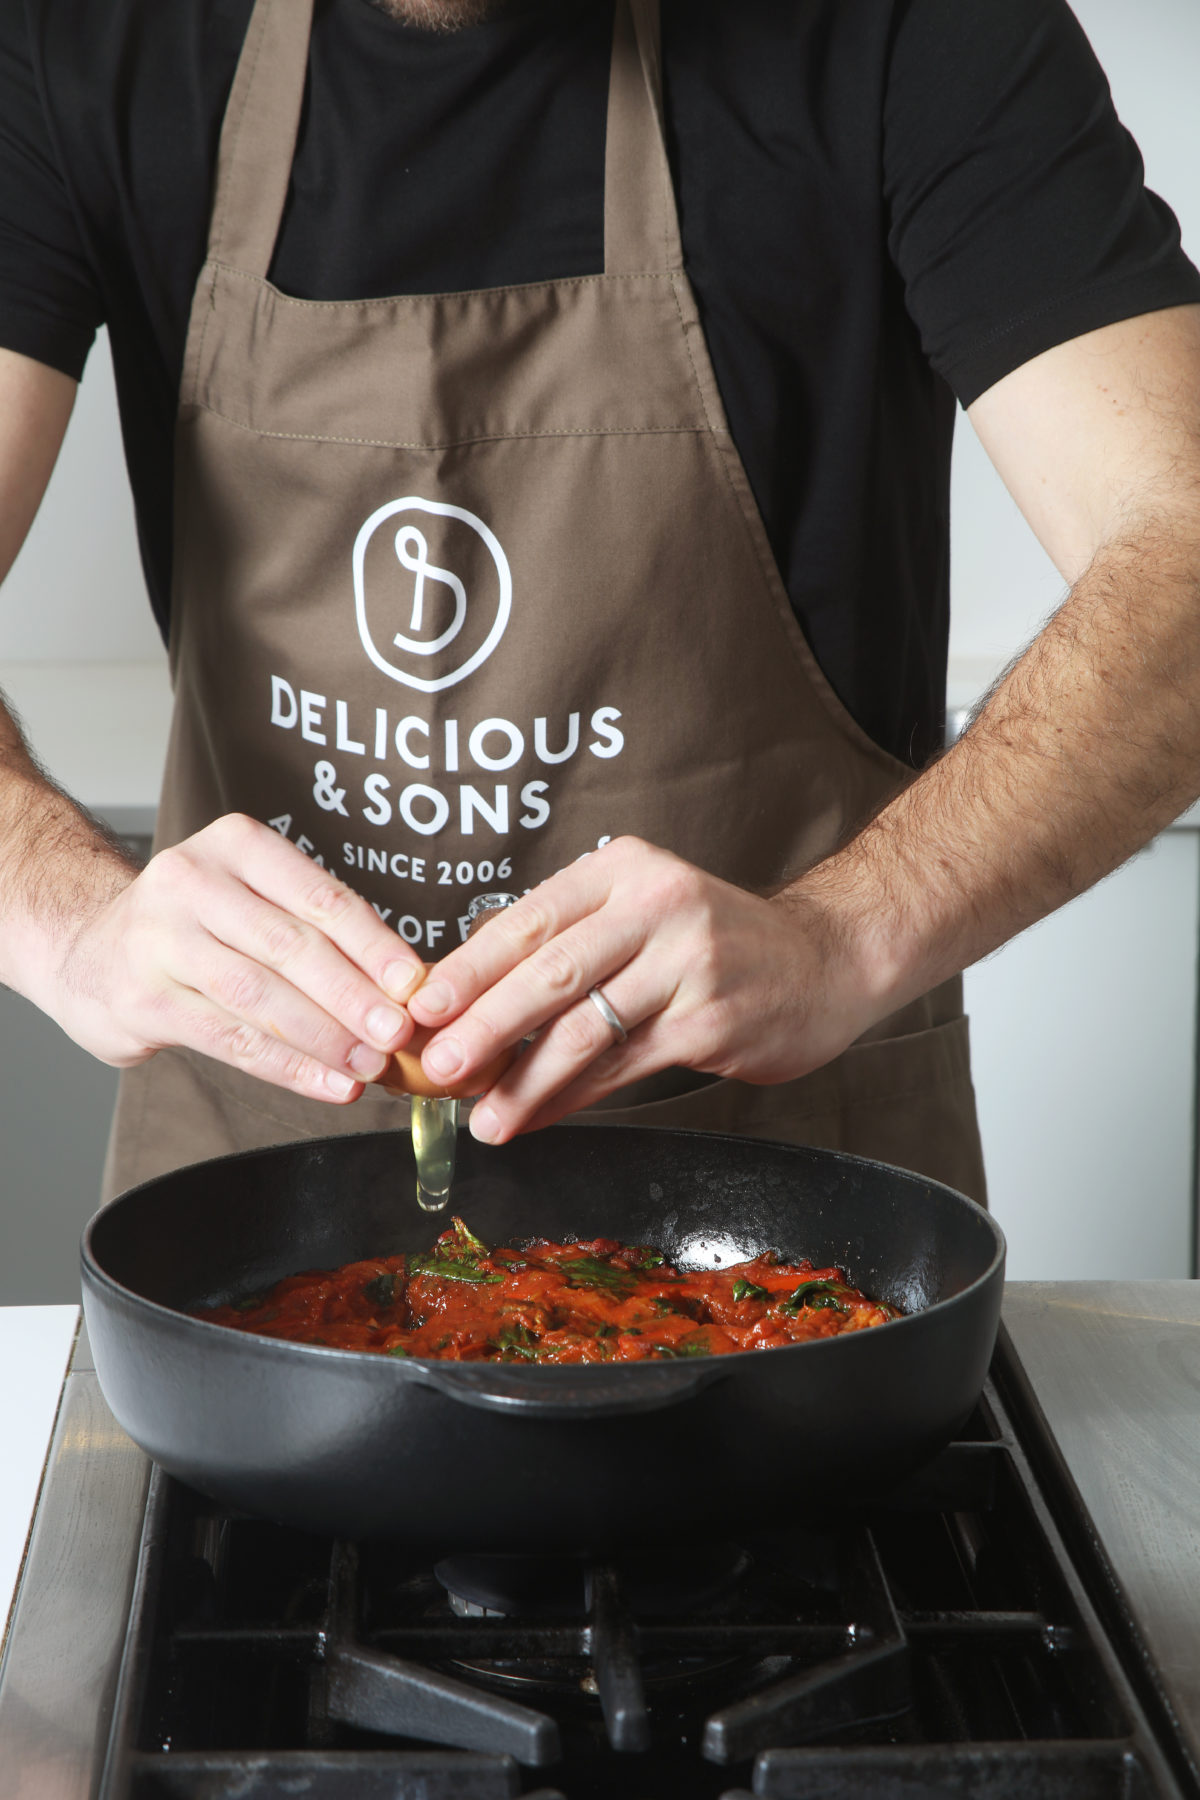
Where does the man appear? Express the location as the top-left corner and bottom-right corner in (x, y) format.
(0, 0), (1198, 1200)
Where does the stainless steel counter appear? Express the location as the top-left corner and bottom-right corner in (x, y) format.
(0, 1326), (150, 1800)
(1004, 1280), (1200, 1776)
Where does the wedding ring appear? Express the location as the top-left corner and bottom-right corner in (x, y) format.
(586, 984), (628, 1045)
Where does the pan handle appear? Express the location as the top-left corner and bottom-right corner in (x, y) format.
(408, 1358), (726, 1419)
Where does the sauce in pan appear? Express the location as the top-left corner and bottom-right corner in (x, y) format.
(200, 1217), (901, 1361)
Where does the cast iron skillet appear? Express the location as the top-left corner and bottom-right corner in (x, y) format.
(81, 1125), (1005, 1551)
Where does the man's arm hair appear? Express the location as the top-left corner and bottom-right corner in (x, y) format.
(797, 304), (1200, 1013)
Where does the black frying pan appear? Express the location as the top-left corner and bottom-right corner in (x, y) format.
(81, 1125), (1005, 1551)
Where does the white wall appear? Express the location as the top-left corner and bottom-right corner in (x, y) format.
(968, 834), (1199, 1281)
(0, 328), (158, 664)
(949, 0), (1200, 675)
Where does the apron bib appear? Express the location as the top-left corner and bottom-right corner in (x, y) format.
(103, 0), (986, 1204)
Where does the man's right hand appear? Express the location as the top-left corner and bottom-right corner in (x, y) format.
(34, 813), (427, 1101)
(0, 348), (424, 1100)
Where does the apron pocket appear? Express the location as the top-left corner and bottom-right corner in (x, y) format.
(573, 1014), (987, 1205)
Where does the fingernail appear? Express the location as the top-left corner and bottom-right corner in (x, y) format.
(349, 1042), (387, 1079)
(417, 980), (453, 1017)
(470, 1103), (498, 1143)
(366, 1004), (406, 1047)
(424, 1038), (463, 1079)
(381, 960), (423, 1003)
(326, 1069), (356, 1099)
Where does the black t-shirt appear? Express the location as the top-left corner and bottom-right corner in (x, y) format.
(1, 0), (1197, 766)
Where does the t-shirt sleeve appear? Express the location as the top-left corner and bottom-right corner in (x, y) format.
(0, 0), (102, 378)
(883, 0), (1200, 407)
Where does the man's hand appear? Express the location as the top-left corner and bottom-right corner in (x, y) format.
(0, 790), (427, 1100)
(408, 304), (1200, 1142)
(404, 836), (884, 1140)
(35, 814), (425, 1098)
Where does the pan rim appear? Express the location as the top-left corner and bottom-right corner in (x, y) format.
(80, 1124), (1006, 1377)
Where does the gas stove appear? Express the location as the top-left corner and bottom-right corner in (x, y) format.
(2, 1283), (1198, 1799)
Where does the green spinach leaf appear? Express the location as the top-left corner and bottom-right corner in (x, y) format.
(409, 1258), (503, 1285)
(448, 1217), (490, 1258)
(363, 1271), (398, 1308)
(409, 1217), (502, 1284)
(778, 1279), (851, 1317)
(558, 1256), (637, 1299)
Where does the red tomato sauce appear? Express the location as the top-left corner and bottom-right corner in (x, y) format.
(200, 1217), (900, 1361)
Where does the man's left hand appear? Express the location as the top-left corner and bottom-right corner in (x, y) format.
(404, 835), (885, 1143)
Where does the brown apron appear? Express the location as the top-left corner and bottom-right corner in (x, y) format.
(102, 0), (986, 1204)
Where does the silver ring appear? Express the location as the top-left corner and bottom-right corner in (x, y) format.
(586, 984), (628, 1045)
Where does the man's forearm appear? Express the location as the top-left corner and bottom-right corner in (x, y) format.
(0, 695), (138, 1004)
(801, 516), (1200, 1016)
(0, 689), (422, 1097)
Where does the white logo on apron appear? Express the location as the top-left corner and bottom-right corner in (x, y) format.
(353, 497), (512, 694)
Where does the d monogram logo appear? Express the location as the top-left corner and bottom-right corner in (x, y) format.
(353, 497), (512, 693)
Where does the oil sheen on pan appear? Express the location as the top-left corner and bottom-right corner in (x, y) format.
(199, 1216), (901, 1362)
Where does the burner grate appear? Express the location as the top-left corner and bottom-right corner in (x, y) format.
(747, 1741), (1157, 1799)
(96, 1367), (1192, 1800)
(701, 1527), (908, 1762)
(320, 1540), (561, 1764)
(123, 1749), (556, 1799)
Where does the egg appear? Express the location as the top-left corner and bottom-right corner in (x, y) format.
(376, 1027), (516, 1100)
(373, 962), (517, 1099)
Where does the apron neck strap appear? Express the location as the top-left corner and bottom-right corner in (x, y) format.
(604, 0), (683, 276)
(207, 0), (681, 282)
(207, 0), (314, 278)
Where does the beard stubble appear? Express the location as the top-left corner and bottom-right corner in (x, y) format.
(365, 0), (518, 28)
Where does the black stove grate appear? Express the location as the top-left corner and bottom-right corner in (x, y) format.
(97, 1347), (1193, 1800)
